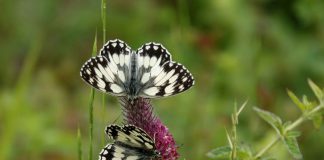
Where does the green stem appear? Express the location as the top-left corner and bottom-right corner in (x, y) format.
(101, 0), (107, 147)
(101, 0), (106, 43)
(254, 137), (280, 158)
(88, 32), (97, 160)
(231, 112), (237, 160)
(88, 89), (95, 160)
(253, 104), (324, 159)
(286, 104), (324, 131)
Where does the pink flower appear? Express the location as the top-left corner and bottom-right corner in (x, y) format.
(121, 98), (179, 160)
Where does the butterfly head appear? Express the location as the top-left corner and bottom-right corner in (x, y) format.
(126, 95), (138, 104)
(153, 150), (162, 160)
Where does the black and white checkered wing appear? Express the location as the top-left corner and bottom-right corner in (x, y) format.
(99, 144), (141, 160)
(80, 39), (132, 96)
(99, 124), (160, 160)
(136, 42), (195, 98)
(106, 124), (155, 150)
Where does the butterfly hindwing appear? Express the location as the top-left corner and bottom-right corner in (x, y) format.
(99, 144), (141, 160)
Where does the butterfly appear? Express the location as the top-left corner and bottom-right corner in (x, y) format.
(80, 39), (194, 99)
(99, 124), (161, 160)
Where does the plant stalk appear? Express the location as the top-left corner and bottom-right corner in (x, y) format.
(88, 89), (95, 160)
(101, 0), (106, 43)
(254, 136), (280, 158)
(253, 104), (324, 159)
(100, 0), (107, 147)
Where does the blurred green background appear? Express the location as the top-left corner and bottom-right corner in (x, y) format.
(1, 0), (324, 159)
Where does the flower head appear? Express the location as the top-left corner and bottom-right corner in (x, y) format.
(121, 98), (179, 160)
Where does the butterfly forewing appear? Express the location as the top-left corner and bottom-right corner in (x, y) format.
(100, 39), (132, 83)
(100, 39), (133, 88)
(106, 124), (155, 150)
(136, 42), (171, 76)
(135, 42), (194, 98)
(80, 39), (133, 96)
(134, 42), (171, 94)
(139, 61), (195, 98)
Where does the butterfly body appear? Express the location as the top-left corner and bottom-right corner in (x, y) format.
(127, 51), (145, 100)
(99, 124), (161, 160)
(80, 39), (194, 99)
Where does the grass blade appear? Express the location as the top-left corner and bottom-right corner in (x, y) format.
(88, 33), (97, 160)
(101, 0), (107, 147)
(101, 0), (107, 43)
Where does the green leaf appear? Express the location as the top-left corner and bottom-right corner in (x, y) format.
(253, 107), (283, 134)
(308, 79), (324, 104)
(282, 134), (303, 159)
(302, 95), (317, 110)
(225, 128), (233, 149)
(236, 145), (253, 159)
(206, 145), (253, 160)
(287, 90), (306, 112)
(206, 146), (232, 159)
(310, 113), (322, 129)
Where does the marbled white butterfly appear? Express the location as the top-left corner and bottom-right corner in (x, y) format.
(99, 124), (161, 160)
(80, 39), (194, 99)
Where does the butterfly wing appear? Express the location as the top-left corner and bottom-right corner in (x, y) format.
(100, 124), (160, 160)
(99, 144), (142, 160)
(81, 40), (194, 98)
(135, 42), (195, 98)
(106, 124), (156, 151)
(141, 61), (195, 98)
(80, 39), (132, 96)
(100, 39), (133, 85)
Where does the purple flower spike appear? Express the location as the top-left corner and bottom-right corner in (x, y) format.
(121, 98), (179, 160)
